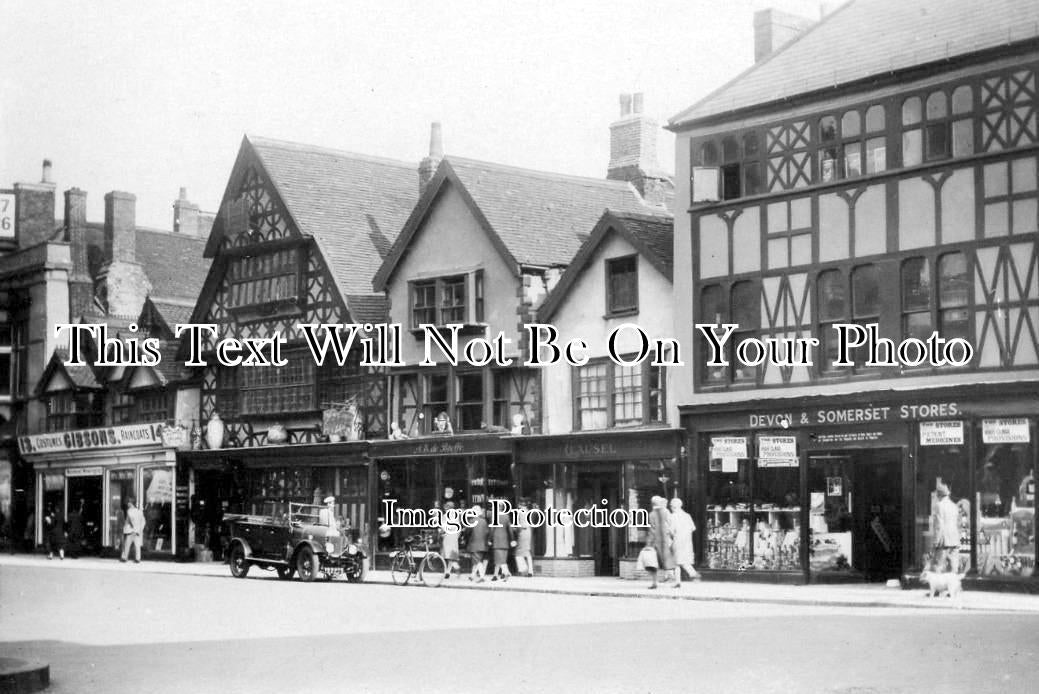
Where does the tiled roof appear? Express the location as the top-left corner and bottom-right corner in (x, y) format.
(250, 136), (419, 297)
(135, 229), (210, 303)
(670, 0), (1039, 127)
(614, 211), (674, 280)
(537, 209), (673, 322)
(147, 341), (191, 385)
(52, 349), (102, 389)
(448, 157), (651, 267)
(147, 301), (194, 331)
(344, 294), (390, 325)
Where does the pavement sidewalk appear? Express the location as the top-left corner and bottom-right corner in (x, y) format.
(4, 553), (1039, 613)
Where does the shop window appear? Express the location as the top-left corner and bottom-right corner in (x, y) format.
(753, 462), (802, 571)
(807, 456), (854, 573)
(914, 442), (970, 572)
(455, 371), (484, 431)
(704, 439), (752, 570)
(142, 467), (173, 554)
(108, 469), (136, 551)
(975, 420), (1035, 579)
(606, 255), (638, 315)
(423, 372), (450, 433)
(817, 268), (848, 373)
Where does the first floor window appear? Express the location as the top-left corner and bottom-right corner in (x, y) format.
(575, 359), (666, 430)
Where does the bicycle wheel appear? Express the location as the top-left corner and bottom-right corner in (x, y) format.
(420, 552), (447, 587)
(390, 551), (413, 586)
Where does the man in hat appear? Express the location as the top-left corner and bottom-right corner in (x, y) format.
(933, 482), (960, 572)
(320, 496), (340, 536)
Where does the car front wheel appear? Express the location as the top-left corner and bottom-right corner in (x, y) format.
(296, 546), (319, 582)
(346, 560), (369, 583)
(229, 544), (249, 578)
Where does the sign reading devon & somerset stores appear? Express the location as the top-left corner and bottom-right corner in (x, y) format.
(18, 423), (166, 455)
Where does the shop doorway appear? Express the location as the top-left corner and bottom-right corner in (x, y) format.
(574, 467), (621, 576)
(808, 448), (903, 582)
(66, 475), (103, 554)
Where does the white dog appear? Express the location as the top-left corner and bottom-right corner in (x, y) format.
(920, 570), (966, 600)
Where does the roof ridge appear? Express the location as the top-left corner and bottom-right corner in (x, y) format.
(447, 155), (638, 190)
(608, 208), (674, 221)
(248, 135), (416, 171)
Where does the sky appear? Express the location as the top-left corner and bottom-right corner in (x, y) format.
(1, 0), (826, 230)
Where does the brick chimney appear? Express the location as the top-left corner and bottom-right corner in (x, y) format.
(98, 191), (150, 317)
(753, 7), (815, 63)
(607, 93), (672, 206)
(13, 159), (56, 249)
(64, 188), (95, 318)
(173, 186), (202, 236)
(418, 122), (444, 196)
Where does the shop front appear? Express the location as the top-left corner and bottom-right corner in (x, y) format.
(513, 428), (684, 578)
(682, 383), (1039, 589)
(18, 422), (179, 557)
(369, 434), (512, 568)
(178, 441), (371, 562)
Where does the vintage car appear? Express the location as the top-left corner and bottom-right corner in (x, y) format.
(224, 503), (368, 582)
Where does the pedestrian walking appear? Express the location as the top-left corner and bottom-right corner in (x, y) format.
(645, 495), (675, 589)
(669, 497), (700, 587)
(44, 504), (66, 560)
(932, 482), (960, 572)
(120, 497), (146, 563)
(490, 505), (513, 582)
(66, 500), (84, 558)
(466, 504), (490, 582)
(440, 501), (461, 579)
(513, 498), (533, 577)
(23, 507), (35, 553)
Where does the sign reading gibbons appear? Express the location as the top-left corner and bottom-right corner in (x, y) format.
(19, 423), (166, 455)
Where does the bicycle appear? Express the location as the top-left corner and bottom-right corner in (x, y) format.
(390, 533), (447, 587)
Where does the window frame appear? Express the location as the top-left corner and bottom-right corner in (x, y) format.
(605, 255), (639, 317)
(572, 357), (666, 430)
(409, 274), (477, 329)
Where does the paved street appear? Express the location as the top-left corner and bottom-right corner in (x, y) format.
(1, 558), (1037, 693)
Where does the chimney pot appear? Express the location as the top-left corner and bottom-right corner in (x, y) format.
(754, 7), (815, 63)
(632, 93), (644, 115)
(419, 122), (444, 195)
(429, 122), (444, 159)
(104, 191), (137, 263)
(619, 93), (633, 117)
(42, 159), (53, 184)
(179, 186), (188, 200)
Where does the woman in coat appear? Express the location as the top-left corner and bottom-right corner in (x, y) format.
(466, 504), (490, 582)
(490, 507), (513, 582)
(44, 504), (66, 560)
(440, 501), (461, 579)
(669, 497), (700, 587)
(513, 499), (533, 577)
(645, 496), (675, 589)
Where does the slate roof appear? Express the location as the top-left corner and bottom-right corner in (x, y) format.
(147, 300), (194, 332)
(374, 157), (654, 289)
(135, 229), (209, 303)
(538, 209), (674, 322)
(448, 157), (652, 267)
(249, 136), (419, 297)
(669, 0), (1039, 127)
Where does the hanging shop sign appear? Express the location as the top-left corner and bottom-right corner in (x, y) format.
(18, 422), (165, 455)
(65, 467), (103, 477)
(758, 436), (798, 467)
(919, 421), (965, 446)
(710, 436), (748, 459)
(982, 418), (1030, 444)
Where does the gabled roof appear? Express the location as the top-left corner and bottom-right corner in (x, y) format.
(669, 0), (1039, 128)
(538, 209), (674, 322)
(374, 157), (652, 290)
(123, 341), (192, 389)
(144, 300), (194, 336)
(200, 135), (417, 323)
(36, 349), (102, 394)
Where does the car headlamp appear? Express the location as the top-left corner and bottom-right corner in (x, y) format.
(347, 544), (358, 555)
(325, 541), (334, 554)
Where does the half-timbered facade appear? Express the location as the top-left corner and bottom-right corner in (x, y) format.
(670, 0), (1039, 588)
(179, 136), (418, 559)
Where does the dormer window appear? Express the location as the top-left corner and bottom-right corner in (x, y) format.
(606, 255), (638, 316)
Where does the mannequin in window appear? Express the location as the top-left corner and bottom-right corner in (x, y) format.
(433, 411), (454, 435)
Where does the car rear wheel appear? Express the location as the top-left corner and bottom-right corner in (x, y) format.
(390, 552), (412, 585)
(346, 560), (369, 583)
(276, 565), (294, 581)
(229, 543), (249, 578)
(296, 546), (319, 582)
